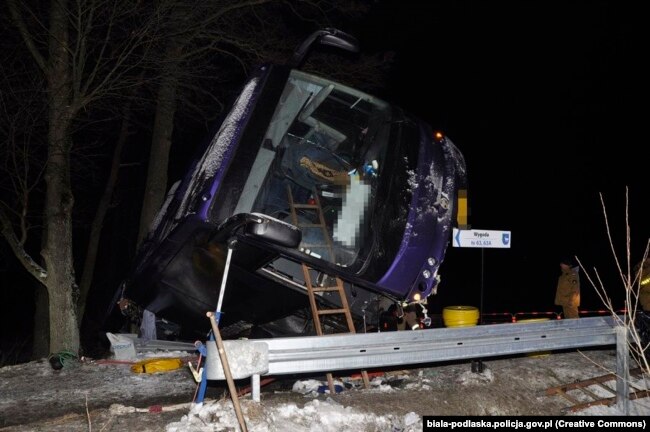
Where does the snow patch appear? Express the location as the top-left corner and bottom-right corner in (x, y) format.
(175, 78), (259, 220)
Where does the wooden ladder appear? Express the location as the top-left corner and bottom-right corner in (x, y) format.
(286, 185), (370, 392)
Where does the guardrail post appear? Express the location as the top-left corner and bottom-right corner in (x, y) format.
(615, 325), (629, 415)
(252, 374), (261, 402)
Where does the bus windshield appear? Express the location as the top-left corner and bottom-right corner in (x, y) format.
(222, 70), (394, 269)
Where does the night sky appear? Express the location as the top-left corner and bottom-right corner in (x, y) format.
(1, 2), (648, 354)
(361, 1), (648, 316)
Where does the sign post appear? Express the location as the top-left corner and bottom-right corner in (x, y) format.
(452, 228), (511, 373)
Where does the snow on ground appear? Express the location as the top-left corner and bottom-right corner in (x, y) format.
(166, 398), (422, 432)
(165, 353), (650, 432)
(1, 348), (649, 431)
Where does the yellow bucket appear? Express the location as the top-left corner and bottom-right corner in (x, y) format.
(442, 306), (480, 327)
(518, 318), (551, 357)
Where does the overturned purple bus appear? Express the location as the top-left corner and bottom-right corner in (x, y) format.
(114, 32), (467, 339)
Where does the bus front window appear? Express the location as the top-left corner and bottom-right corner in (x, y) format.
(235, 70), (392, 268)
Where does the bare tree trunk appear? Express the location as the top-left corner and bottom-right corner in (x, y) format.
(137, 43), (183, 245)
(39, 0), (79, 355)
(77, 108), (132, 321)
(42, 125), (79, 353)
(31, 285), (49, 359)
(5, 0), (167, 356)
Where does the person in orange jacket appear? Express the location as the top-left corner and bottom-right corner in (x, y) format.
(634, 258), (650, 347)
(634, 258), (650, 312)
(555, 256), (581, 319)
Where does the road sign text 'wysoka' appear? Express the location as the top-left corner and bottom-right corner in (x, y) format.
(453, 228), (511, 249)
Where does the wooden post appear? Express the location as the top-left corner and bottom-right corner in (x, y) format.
(615, 325), (629, 414)
(207, 312), (248, 432)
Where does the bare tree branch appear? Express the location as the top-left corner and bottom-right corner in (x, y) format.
(0, 208), (47, 282)
(6, 0), (47, 72)
(77, 100), (134, 320)
(581, 187), (650, 375)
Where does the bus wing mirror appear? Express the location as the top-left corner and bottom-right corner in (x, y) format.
(244, 213), (301, 248)
(211, 213), (301, 249)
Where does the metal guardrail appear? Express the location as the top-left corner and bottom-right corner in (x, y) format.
(205, 315), (630, 406)
(262, 315), (617, 375)
(122, 314), (631, 411)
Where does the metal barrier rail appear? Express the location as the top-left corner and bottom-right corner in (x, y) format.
(123, 314), (631, 411)
(205, 315), (632, 408)
(482, 309), (627, 323)
(262, 315), (617, 375)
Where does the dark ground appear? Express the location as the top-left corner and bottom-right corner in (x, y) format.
(1, 348), (645, 431)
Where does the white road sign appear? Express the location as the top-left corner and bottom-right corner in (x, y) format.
(452, 228), (511, 248)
